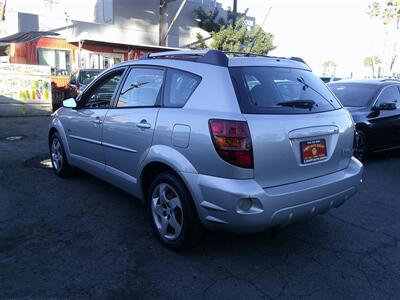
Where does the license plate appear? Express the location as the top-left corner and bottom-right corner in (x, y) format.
(300, 139), (327, 164)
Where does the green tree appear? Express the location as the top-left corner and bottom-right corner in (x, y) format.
(211, 18), (276, 55)
(367, 1), (400, 76)
(191, 33), (208, 50)
(364, 56), (382, 77)
(322, 60), (338, 76)
(194, 7), (226, 33)
(192, 7), (276, 55)
(367, 0), (400, 27)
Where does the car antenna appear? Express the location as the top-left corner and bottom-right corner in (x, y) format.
(247, 6), (272, 56)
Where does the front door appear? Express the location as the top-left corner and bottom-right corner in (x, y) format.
(61, 69), (125, 173)
(368, 85), (400, 149)
(102, 67), (165, 190)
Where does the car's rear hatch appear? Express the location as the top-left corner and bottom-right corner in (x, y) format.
(229, 64), (354, 188)
(244, 111), (353, 188)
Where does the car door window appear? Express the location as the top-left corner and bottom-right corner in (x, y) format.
(376, 86), (400, 108)
(82, 71), (123, 109)
(164, 69), (201, 107)
(117, 68), (164, 108)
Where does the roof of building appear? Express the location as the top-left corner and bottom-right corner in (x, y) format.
(0, 31), (59, 44)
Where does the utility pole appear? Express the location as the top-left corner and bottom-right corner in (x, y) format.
(159, 0), (174, 46)
(0, 0), (6, 21)
(160, 0), (187, 47)
(232, 0), (237, 27)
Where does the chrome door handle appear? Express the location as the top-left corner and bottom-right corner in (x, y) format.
(137, 120), (151, 129)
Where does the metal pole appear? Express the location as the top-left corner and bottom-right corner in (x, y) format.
(232, 0), (237, 26)
(159, 0), (168, 46)
(161, 0), (187, 46)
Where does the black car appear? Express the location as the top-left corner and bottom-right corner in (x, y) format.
(328, 79), (400, 160)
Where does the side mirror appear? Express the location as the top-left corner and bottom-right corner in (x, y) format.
(63, 98), (77, 108)
(375, 102), (397, 111)
(69, 79), (77, 85)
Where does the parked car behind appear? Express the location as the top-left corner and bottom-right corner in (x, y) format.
(49, 50), (363, 249)
(328, 79), (400, 160)
(51, 69), (103, 111)
(68, 69), (103, 98)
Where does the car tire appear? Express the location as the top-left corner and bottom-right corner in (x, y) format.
(147, 172), (203, 250)
(354, 130), (367, 161)
(49, 132), (72, 177)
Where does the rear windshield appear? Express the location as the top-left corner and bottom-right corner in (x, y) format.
(328, 83), (378, 107)
(229, 67), (341, 114)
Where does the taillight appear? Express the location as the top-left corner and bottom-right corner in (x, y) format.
(209, 119), (253, 169)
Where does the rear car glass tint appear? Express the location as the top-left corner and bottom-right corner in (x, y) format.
(117, 68), (164, 108)
(230, 67), (341, 114)
(164, 69), (201, 107)
(328, 83), (378, 107)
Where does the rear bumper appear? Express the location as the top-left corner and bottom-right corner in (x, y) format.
(183, 157), (363, 233)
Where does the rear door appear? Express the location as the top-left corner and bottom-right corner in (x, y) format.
(230, 66), (353, 188)
(102, 66), (165, 184)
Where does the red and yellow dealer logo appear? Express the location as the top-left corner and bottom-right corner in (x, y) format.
(312, 147), (317, 156)
(301, 139), (327, 164)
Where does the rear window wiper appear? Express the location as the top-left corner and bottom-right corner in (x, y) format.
(297, 76), (336, 108)
(276, 100), (317, 110)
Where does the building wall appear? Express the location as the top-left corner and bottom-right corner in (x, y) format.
(1, 0), (234, 49)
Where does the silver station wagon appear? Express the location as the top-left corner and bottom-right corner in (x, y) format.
(49, 50), (363, 249)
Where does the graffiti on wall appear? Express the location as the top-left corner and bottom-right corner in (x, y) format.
(0, 64), (52, 104)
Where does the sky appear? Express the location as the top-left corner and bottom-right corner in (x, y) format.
(218, 0), (390, 77)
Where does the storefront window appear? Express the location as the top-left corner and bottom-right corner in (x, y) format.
(89, 53), (100, 69)
(37, 48), (71, 76)
(104, 57), (110, 69)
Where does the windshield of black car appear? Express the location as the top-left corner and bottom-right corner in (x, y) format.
(328, 83), (378, 107)
(229, 66), (341, 114)
(79, 71), (101, 85)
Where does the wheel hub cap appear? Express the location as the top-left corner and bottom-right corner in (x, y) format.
(51, 138), (63, 171)
(151, 183), (183, 240)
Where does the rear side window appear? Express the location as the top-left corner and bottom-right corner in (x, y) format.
(230, 67), (341, 114)
(164, 69), (201, 107)
(117, 68), (164, 108)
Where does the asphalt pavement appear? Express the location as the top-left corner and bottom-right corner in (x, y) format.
(0, 116), (399, 299)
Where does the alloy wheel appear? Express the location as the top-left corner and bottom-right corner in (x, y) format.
(151, 183), (183, 240)
(353, 131), (366, 160)
(51, 137), (63, 171)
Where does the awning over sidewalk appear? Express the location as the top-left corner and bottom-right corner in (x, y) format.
(0, 31), (59, 44)
(69, 39), (183, 52)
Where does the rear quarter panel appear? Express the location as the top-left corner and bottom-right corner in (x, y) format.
(143, 60), (254, 179)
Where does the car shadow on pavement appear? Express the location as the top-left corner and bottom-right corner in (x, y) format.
(366, 148), (400, 162)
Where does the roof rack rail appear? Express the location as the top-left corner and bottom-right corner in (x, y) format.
(140, 50), (228, 67)
(289, 57), (306, 64)
(222, 51), (269, 58)
(139, 49), (309, 68)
